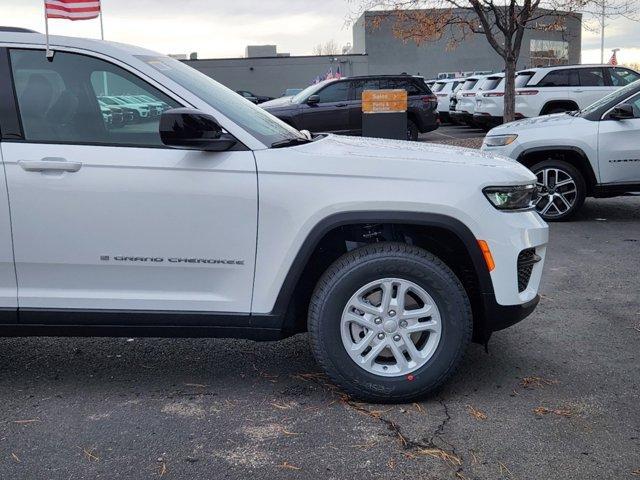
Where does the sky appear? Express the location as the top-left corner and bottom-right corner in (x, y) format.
(1, 0), (639, 64)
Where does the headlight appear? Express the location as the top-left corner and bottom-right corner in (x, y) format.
(483, 184), (537, 211)
(483, 134), (518, 147)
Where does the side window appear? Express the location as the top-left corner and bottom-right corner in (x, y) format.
(9, 49), (179, 146)
(379, 78), (424, 95)
(352, 79), (380, 100)
(609, 67), (640, 87)
(316, 81), (349, 103)
(538, 69), (579, 87)
(627, 94), (640, 118)
(578, 68), (605, 87)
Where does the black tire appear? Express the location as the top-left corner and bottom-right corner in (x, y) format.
(530, 159), (586, 222)
(407, 120), (419, 141)
(308, 242), (472, 403)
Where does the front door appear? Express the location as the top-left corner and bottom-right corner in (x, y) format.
(1, 48), (257, 314)
(598, 93), (640, 184)
(301, 80), (350, 134)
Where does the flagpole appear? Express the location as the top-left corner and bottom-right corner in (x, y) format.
(44, 2), (53, 59)
(99, 8), (104, 40)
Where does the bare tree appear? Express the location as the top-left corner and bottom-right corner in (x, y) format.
(312, 39), (341, 56)
(351, 0), (639, 122)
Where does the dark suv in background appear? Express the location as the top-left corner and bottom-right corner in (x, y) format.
(260, 75), (439, 141)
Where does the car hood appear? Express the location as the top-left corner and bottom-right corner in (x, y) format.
(261, 96), (295, 108)
(492, 113), (576, 133)
(290, 134), (535, 184)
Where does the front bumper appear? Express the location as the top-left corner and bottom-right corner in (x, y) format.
(483, 294), (540, 332)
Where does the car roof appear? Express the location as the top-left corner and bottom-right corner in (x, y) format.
(524, 64), (618, 73)
(0, 30), (161, 58)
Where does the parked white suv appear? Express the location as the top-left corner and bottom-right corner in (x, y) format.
(483, 80), (640, 221)
(514, 64), (640, 119)
(431, 78), (463, 123)
(0, 28), (548, 402)
(450, 74), (490, 125)
(473, 73), (505, 129)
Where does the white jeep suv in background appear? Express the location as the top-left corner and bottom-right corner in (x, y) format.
(483, 80), (640, 221)
(0, 28), (548, 402)
(473, 73), (505, 129)
(431, 78), (463, 123)
(514, 64), (640, 119)
(450, 74), (490, 125)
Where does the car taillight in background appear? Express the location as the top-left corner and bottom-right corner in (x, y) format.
(462, 93), (476, 98)
(516, 90), (539, 96)
(484, 92), (505, 97)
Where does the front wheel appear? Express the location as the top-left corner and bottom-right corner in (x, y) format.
(531, 159), (586, 222)
(308, 243), (472, 403)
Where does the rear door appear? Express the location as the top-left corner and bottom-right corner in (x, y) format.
(347, 78), (379, 135)
(0, 48), (18, 318)
(301, 80), (350, 134)
(576, 67), (610, 107)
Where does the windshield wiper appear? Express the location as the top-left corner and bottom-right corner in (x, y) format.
(270, 137), (313, 149)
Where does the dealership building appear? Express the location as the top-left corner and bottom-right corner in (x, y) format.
(184, 9), (582, 98)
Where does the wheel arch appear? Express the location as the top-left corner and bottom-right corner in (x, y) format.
(269, 211), (496, 343)
(540, 100), (579, 115)
(517, 146), (598, 195)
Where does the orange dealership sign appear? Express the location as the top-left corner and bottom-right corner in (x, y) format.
(362, 89), (408, 113)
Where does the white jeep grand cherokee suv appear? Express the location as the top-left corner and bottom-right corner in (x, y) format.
(483, 80), (640, 221)
(0, 28), (548, 402)
(514, 64), (640, 119)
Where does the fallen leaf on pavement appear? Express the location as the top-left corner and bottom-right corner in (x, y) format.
(467, 405), (487, 420)
(279, 462), (301, 470)
(533, 406), (573, 417)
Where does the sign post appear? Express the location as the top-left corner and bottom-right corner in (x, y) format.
(361, 89), (408, 141)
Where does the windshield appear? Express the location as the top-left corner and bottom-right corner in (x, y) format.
(462, 79), (479, 90)
(292, 81), (330, 103)
(482, 77), (502, 91)
(137, 55), (304, 146)
(578, 79), (640, 116)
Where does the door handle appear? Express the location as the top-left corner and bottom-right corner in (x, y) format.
(573, 89), (584, 93)
(18, 158), (83, 173)
(336, 103), (348, 107)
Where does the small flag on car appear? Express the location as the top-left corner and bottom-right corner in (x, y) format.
(43, 1), (103, 58)
(45, 0), (101, 20)
(608, 50), (618, 66)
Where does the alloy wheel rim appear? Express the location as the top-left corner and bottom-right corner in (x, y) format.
(340, 278), (442, 377)
(535, 167), (577, 218)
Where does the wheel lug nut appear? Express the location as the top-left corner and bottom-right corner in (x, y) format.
(377, 333), (385, 340)
(393, 335), (401, 342)
(374, 317), (382, 324)
(399, 320), (408, 328)
(388, 310), (396, 317)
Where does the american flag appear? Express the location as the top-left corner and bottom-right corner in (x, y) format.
(608, 51), (618, 66)
(45, 0), (101, 21)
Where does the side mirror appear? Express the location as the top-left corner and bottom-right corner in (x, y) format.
(160, 108), (237, 151)
(610, 103), (635, 120)
(306, 95), (320, 106)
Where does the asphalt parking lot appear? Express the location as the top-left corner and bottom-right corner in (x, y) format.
(1, 173), (639, 477)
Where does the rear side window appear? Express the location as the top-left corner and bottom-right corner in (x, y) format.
(431, 82), (446, 93)
(461, 79), (479, 90)
(352, 79), (380, 100)
(578, 68), (606, 86)
(316, 81), (349, 103)
(515, 72), (535, 88)
(379, 78), (426, 96)
(609, 67), (640, 87)
(9, 49), (179, 146)
(537, 69), (580, 87)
